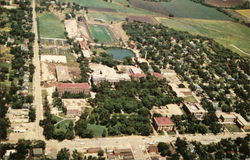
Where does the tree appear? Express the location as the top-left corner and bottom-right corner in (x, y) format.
(0, 118), (10, 139)
(28, 107), (36, 122)
(57, 148), (70, 160)
(72, 150), (83, 160)
(98, 150), (104, 157)
(157, 142), (171, 157)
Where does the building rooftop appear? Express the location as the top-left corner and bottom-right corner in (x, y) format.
(130, 73), (146, 78)
(184, 102), (206, 113)
(80, 40), (88, 50)
(154, 117), (174, 125)
(234, 113), (250, 126)
(56, 83), (90, 90)
(56, 65), (71, 82)
(151, 72), (164, 79)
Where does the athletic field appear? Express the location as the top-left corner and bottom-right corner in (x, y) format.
(89, 24), (112, 43)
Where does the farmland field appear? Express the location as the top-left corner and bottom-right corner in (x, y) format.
(38, 13), (65, 38)
(160, 0), (231, 20)
(205, 0), (246, 7)
(88, 12), (125, 22)
(158, 17), (250, 56)
(89, 24), (112, 43)
(59, 0), (156, 15)
(236, 9), (250, 18)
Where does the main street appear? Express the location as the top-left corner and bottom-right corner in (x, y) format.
(32, 0), (44, 140)
(45, 132), (249, 159)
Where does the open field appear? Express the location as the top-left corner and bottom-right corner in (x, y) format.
(224, 124), (242, 132)
(88, 12), (125, 22)
(160, 0), (231, 20)
(87, 124), (106, 137)
(127, 15), (158, 25)
(38, 13), (65, 38)
(55, 120), (72, 132)
(205, 0), (246, 8)
(59, 0), (156, 15)
(89, 24), (112, 43)
(236, 9), (250, 18)
(184, 96), (198, 103)
(158, 17), (250, 56)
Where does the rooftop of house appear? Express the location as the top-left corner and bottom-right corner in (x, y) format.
(154, 117), (174, 125)
(56, 83), (90, 90)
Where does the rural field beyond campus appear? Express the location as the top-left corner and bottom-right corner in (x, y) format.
(236, 9), (250, 18)
(58, 0), (156, 15)
(158, 17), (250, 56)
(160, 0), (232, 20)
(89, 24), (112, 43)
(38, 13), (65, 39)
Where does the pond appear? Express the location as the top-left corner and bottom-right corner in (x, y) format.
(106, 48), (135, 60)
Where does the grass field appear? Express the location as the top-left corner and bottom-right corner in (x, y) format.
(55, 120), (72, 132)
(89, 24), (112, 43)
(59, 0), (156, 15)
(88, 12), (125, 23)
(38, 13), (65, 38)
(224, 124), (242, 132)
(160, 0), (231, 20)
(236, 9), (250, 18)
(184, 96), (198, 103)
(87, 124), (106, 137)
(158, 17), (250, 56)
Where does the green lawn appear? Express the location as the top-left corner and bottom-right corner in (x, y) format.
(88, 12), (125, 23)
(38, 13), (65, 38)
(224, 124), (242, 132)
(160, 0), (231, 20)
(159, 17), (250, 56)
(51, 115), (63, 123)
(55, 120), (72, 132)
(89, 24), (112, 43)
(184, 96), (198, 103)
(87, 124), (106, 137)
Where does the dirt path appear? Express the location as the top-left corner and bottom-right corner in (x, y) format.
(230, 44), (250, 56)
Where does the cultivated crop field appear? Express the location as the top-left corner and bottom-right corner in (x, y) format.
(59, 0), (155, 15)
(160, 0), (232, 20)
(38, 13), (65, 38)
(88, 12), (125, 23)
(236, 9), (250, 18)
(89, 24), (112, 43)
(158, 17), (250, 56)
(205, 0), (246, 7)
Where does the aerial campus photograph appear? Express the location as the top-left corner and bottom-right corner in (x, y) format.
(0, 0), (250, 159)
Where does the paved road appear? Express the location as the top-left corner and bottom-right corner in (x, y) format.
(32, 0), (44, 140)
(45, 132), (248, 159)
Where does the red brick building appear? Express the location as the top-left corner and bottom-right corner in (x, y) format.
(153, 117), (174, 131)
(151, 72), (164, 80)
(56, 83), (90, 95)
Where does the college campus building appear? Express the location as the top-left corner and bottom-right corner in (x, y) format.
(153, 117), (174, 132)
(183, 102), (208, 120)
(62, 99), (90, 117)
(56, 65), (71, 82)
(216, 111), (250, 130)
(56, 83), (90, 95)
